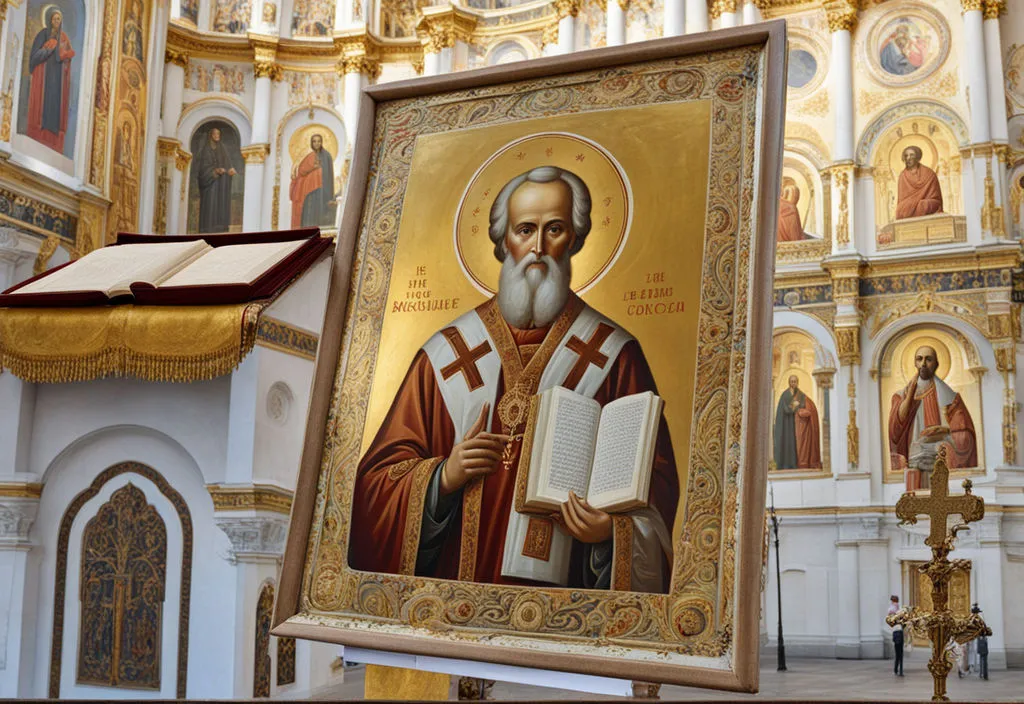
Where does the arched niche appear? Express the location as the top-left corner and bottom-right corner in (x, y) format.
(272, 105), (347, 232)
(856, 99), (969, 165)
(779, 149), (826, 240)
(783, 122), (831, 168)
(48, 461), (194, 699)
(873, 322), (986, 483)
(770, 327), (834, 474)
(484, 37), (538, 66)
(186, 117), (246, 233)
(868, 114), (963, 231)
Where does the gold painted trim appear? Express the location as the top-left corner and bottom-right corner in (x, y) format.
(766, 469), (832, 481)
(0, 482), (42, 498)
(207, 484), (294, 514)
(241, 143), (272, 164)
(255, 316), (320, 360)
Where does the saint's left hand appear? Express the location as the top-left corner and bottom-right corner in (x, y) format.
(554, 491), (612, 544)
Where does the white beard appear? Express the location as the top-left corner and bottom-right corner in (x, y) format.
(496, 250), (572, 329)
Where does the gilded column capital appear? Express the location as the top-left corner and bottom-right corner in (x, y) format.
(251, 36), (283, 81)
(157, 137), (182, 160)
(752, 0), (772, 10)
(416, 6), (477, 53)
(165, 46), (189, 69)
(541, 20), (560, 47)
(241, 143), (271, 164)
(824, 0), (857, 33)
(422, 26), (455, 53)
(960, 0), (984, 11)
(616, 0), (630, 10)
(339, 55), (382, 80)
(710, 0), (737, 18)
(174, 147), (193, 172)
(553, 0), (583, 18)
(834, 325), (861, 366)
(982, 0), (1005, 19)
(412, 59), (424, 75)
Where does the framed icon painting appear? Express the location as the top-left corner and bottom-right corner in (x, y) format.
(275, 22), (785, 692)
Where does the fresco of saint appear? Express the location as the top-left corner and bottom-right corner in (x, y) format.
(289, 134), (336, 228)
(889, 345), (977, 490)
(895, 146), (943, 220)
(25, 6), (75, 153)
(773, 375), (821, 470)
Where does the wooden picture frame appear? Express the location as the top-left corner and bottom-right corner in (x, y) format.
(274, 23), (785, 692)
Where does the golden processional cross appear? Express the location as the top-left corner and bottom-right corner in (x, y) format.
(886, 447), (991, 702)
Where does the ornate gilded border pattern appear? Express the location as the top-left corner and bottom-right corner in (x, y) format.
(0, 186), (78, 242)
(49, 462), (193, 699)
(208, 483), (295, 514)
(300, 47), (764, 658)
(256, 316), (320, 361)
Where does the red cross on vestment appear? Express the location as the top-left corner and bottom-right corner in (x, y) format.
(562, 323), (615, 391)
(440, 327), (492, 391)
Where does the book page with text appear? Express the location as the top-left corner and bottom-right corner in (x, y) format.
(588, 393), (654, 505)
(160, 240), (305, 288)
(540, 389), (601, 502)
(14, 241), (210, 296)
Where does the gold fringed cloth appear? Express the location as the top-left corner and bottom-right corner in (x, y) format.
(0, 303), (265, 383)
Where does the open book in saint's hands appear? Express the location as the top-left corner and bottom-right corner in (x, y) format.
(0, 229), (330, 307)
(514, 385), (664, 515)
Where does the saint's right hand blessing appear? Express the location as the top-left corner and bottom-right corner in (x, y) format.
(440, 403), (510, 496)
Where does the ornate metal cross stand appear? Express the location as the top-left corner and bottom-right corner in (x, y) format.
(885, 448), (991, 702)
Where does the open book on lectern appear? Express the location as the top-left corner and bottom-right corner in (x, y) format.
(514, 386), (663, 515)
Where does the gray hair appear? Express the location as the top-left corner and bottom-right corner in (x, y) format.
(487, 166), (592, 261)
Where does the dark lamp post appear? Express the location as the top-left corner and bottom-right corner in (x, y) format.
(770, 485), (787, 672)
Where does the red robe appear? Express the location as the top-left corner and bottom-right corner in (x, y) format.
(795, 395), (821, 469)
(889, 382), (977, 470)
(350, 302), (679, 591)
(26, 29), (74, 153)
(289, 150), (327, 228)
(896, 164), (943, 220)
(776, 198), (804, 242)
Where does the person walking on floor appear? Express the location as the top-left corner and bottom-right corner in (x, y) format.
(888, 595), (904, 677)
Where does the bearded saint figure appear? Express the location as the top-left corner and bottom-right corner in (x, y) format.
(773, 375), (821, 470)
(26, 7), (75, 153)
(350, 166), (679, 593)
(895, 146), (943, 220)
(889, 345), (977, 491)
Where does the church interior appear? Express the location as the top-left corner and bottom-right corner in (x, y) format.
(0, 0), (1023, 698)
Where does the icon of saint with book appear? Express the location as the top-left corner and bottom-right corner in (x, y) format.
(350, 164), (679, 593)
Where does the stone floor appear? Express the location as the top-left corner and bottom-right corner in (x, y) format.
(323, 651), (1023, 701)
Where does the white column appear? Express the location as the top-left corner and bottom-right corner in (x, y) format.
(167, 160), (184, 235)
(835, 541), (861, 659)
(831, 28), (854, 162)
(333, 0), (349, 29)
(606, 0), (627, 46)
(162, 59), (186, 138)
(252, 74), (272, 144)
(423, 50), (441, 76)
(0, 504), (36, 699)
(557, 15), (575, 54)
(241, 153), (266, 232)
(343, 67), (367, 145)
(685, 0), (708, 33)
(983, 10), (1007, 143)
(963, 5), (991, 145)
(742, 0), (761, 24)
(719, 10), (739, 27)
(856, 538), (889, 660)
(663, 0), (684, 37)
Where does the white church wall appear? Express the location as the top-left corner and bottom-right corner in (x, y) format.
(29, 378), (231, 484)
(26, 427), (238, 698)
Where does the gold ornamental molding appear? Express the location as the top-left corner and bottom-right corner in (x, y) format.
(983, 0), (1006, 19)
(157, 137), (182, 160)
(208, 483), (294, 514)
(165, 46), (190, 69)
(773, 270), (831, 289)
(0, 482), (42, 499)
(960, 0), (984, 12)
(166, 22), (250, 62)
(823, 0), (857, 33)
(861, 245), (1022, 278)
(417, 4), (479, 53)
(552, 0), (584, 18)
(251, 34), (284, 81)
(175, 147), (193, 173)
(241, 143), (271, 164)
(709, 0), (738, 19)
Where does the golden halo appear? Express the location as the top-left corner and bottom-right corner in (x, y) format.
(899, 335), (952, 383)
(40, 4), (62, 26)
(289, 124), (338, 165)
(453, 132), (632, 296)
